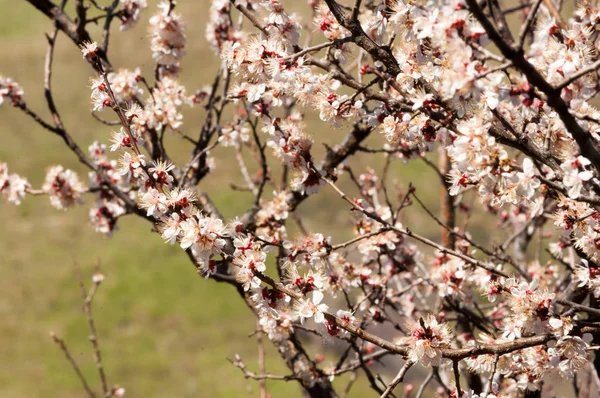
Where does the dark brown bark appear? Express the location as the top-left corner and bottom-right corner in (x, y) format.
(25, 0), (111, 68)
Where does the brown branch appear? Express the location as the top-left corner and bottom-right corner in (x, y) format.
(25, 0), (111, 69)
(517, 0), (544, 49)
(415, 370), (434, 398)
(487, 0), (515, 45)
(556, 59), (600, 91)
(543, 0), (566, 28)
(380, 360), (414, 398)
(96, 62), (143, 157)
(248, 116), (268, 206)
(439, 149), (456, 249)
(556, 298), (600, 318)
(330, 349), (391, 377)
(44, 20), (64, 130)
(322, 0), (401, 76)
(452, 360), (462, 397)
(229, 354), (300, 382)
(74, 0), (87, 38)
(283, 38), (352, 61)
(331, 228), (392, 251)
(229, 0), (267, 35)
(99, 1), (120, 53)
(50, 332), (97, 398)
(256, 322), (268, 398)
(487, 354), (499, 393)
(74, 262), (109, 397)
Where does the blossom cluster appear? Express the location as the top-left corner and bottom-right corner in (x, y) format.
(119, 0), (147, 31)
(42, 165), (86, 210)
(0, 162), (29, 205)
(87, 141), (128, 235)
(149, 1), (186, 69)
(0, 75), (24, 106)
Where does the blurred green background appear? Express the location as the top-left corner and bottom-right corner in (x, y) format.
(0, 1), (496, 397)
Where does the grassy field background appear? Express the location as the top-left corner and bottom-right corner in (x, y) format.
(0, 1), (495, 397)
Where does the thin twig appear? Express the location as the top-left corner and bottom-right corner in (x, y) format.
(415, 370), (434, 398)
(74, 262), (109, 397)
(453, 360), (462, 397)
(380, 360), (414, 398)
(517, 0), (544, 49)
(556, 59), (600, 90)
(50, 333), (96, 398)
(556, 298), (600, 318)
(256, 321), (267, 398)
(230, 354), (299, 381)
(331, 228), (392, 250)
(487, 354), (499, 393)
